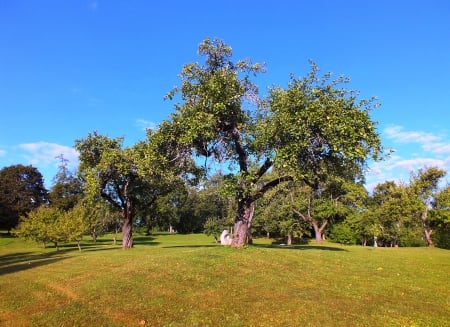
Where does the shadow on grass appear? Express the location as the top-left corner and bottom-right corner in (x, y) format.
(0, 251), (71, 276)
(161, 244), (220, 249)
(133, 235), (159, 246)
(252, 243), (348, 252)
(0, 244), (125, 276)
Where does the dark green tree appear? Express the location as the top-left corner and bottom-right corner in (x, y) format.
(0, 164), (48, 232)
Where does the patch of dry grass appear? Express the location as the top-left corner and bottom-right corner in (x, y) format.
(1, 232), (449, 326)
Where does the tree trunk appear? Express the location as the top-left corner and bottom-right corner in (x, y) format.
(424, 228), (434, 247)
(114, 225), (119, 245)
(122, 213), (133, 249)
(311, 219), (328, 243)
(287, 233), (292, 246)
(421, 208), (434, 247)
(91, 227), (97, 243)
(231, 198), (254, 247)
(77, 240), (82, 251)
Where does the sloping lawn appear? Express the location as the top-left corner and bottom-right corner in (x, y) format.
(1, 232), (449, 326)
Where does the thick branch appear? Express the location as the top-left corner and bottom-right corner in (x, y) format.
(253, 158), (273, 183)
(292, 207), (310, 222)
(232, 128), (248, 173)
(252, 175), (293, 202)
(289, 192), (313, 223)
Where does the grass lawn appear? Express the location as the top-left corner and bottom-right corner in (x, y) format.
(1, 232), (449, 327)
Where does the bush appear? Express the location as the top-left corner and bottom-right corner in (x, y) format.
(329, 223), (357, 245)
(433, 224), (450, 249)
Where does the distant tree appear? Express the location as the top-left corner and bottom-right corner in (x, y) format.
(165, 38), (383, 247)
(371, 181), (423, 247)
(49, 154), (84, 211)
(82, 199), (122, 244)
(0, 164), (48, 232)
(56, 204), (90, 251)
(408, 167), (447, 247)
(432, 185), (450, 248)
(138, 179), (187, 234)
(255, 184), (309, 245)
(177, 175), (232, 234)
(282, 177), (363, 243)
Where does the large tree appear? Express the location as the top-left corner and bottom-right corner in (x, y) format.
(0, 164), (48, 232)
(165, 38), (383, 247)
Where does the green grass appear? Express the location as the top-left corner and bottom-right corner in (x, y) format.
(1, 232), (449, 327)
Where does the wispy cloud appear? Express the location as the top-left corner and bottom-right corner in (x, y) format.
(365, 125), (450, 191)
(0, 149), (6, 157)
(18, 142), (79, 169)
(384, 125), (450, 155)
(136, 119), (157, 132)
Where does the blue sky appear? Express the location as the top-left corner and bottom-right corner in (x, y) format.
(1, 0), (449, 190)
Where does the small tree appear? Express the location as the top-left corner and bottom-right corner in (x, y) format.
(14, 204), (89, 251)
(56, 205), (89, 251)
(14, 206), (60, 248)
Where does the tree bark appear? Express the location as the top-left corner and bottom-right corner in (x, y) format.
(122, 210), (134, 249)
(287, 233), (292, 246)
(122, 218), (133, 249)
(91, 227), (97, 243)
(231, 198), (254, 247)
(421, 208), (434, 247)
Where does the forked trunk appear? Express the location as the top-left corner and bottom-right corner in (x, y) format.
(312, 219), (328, 243)
(423, 228), (434, 247)
(231, 198), (254, 247)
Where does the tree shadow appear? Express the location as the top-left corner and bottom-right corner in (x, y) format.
(251, 243), (348, 252)
(0, 243), (126, 275)
(161, 244), (220, 249)
(132, 235), (160, 246)
(0, 251), (70, 276)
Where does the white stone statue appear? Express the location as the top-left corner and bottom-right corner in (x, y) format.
(220, 229), (232, 245)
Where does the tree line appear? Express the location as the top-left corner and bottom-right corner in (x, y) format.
(1, 38), (449, 249)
